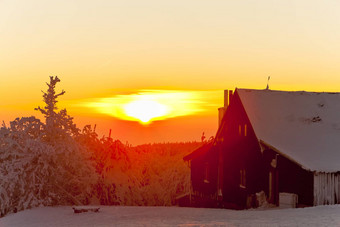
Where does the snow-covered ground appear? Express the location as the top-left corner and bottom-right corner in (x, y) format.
(1, 205), (340, 226)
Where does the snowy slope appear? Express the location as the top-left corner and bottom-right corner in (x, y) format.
(237, 89), (340, 172)
(1, 205), (340, 226)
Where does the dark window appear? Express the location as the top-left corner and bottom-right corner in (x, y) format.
(204, 162), (210, 183)
(240, 168), (246, 188)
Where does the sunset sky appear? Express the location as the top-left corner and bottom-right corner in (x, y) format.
(1, 0), (340, 144)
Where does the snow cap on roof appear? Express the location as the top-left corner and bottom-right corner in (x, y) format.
(237, 88), (340, 172)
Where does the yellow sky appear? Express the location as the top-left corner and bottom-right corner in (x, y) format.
(1, 0), (340, 144)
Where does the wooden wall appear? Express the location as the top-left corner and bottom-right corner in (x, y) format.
(190, 148), (218, 196)
(277, 155), (314, 206)
(314, 172), (340, 205)
(262, 147), (314, 206)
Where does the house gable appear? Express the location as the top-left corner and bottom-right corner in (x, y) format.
(215, 90), (263, 207)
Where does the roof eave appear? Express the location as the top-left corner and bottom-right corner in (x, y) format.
(259, 139), (309, 171)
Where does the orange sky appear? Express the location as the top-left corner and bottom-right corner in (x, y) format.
(1, 1), (340, 144)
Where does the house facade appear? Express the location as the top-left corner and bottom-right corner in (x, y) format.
(182, 88), (340, 209)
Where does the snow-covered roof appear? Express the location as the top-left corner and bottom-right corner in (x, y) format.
(237, 88), (340, 172)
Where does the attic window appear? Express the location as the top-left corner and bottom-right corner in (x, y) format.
(244, 124), (247, 136)
(187, 160), (191, 168)
(239, 124), (247, 136)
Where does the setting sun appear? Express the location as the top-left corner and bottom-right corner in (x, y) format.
(124, 100), (168, 124)
(81, 90), (220, 125)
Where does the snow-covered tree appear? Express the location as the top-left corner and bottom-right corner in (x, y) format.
(0, 77), (98, 216)
(0, 76), (203, 217)
(35, 76), (79, 143)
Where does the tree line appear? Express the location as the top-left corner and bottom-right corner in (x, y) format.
(0, 76), (201, 217)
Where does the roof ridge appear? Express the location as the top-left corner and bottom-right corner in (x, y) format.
(236, 88), (340, 94)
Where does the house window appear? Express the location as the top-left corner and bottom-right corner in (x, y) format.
(240, 168), (246, 188)
(238, 125), (242, 136)
(187, 160), (191, 168)
(244, 124), (247, 136)
(204, 162), (210, 183)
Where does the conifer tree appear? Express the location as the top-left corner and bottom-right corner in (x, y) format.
(35, 76), (79, 142)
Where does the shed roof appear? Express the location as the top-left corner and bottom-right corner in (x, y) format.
(237, 88), (340, 172)
(183, 143), (213, 161)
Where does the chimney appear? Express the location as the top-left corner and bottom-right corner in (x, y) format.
(224, 90), (229, 107)
(229, 90), (233, 106)
(218, 90), (230, 126)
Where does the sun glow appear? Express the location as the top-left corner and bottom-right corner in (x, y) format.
(82, 90), (221, 125)
(124, 100), (168, 124)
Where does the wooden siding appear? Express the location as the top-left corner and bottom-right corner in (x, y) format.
(277, 154), (314, 206)
(314, 172), (340, 205)
(262, 144), (314, 206)
(190, 147), (218, 196)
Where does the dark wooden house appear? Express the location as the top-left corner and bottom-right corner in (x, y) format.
(182, 88), (340, 209)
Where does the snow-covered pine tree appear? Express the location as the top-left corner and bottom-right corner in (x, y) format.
(35, 76), (79, 143)
(0, 76), (100, 217)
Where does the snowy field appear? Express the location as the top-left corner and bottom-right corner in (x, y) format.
(1, 205), (340, 227)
